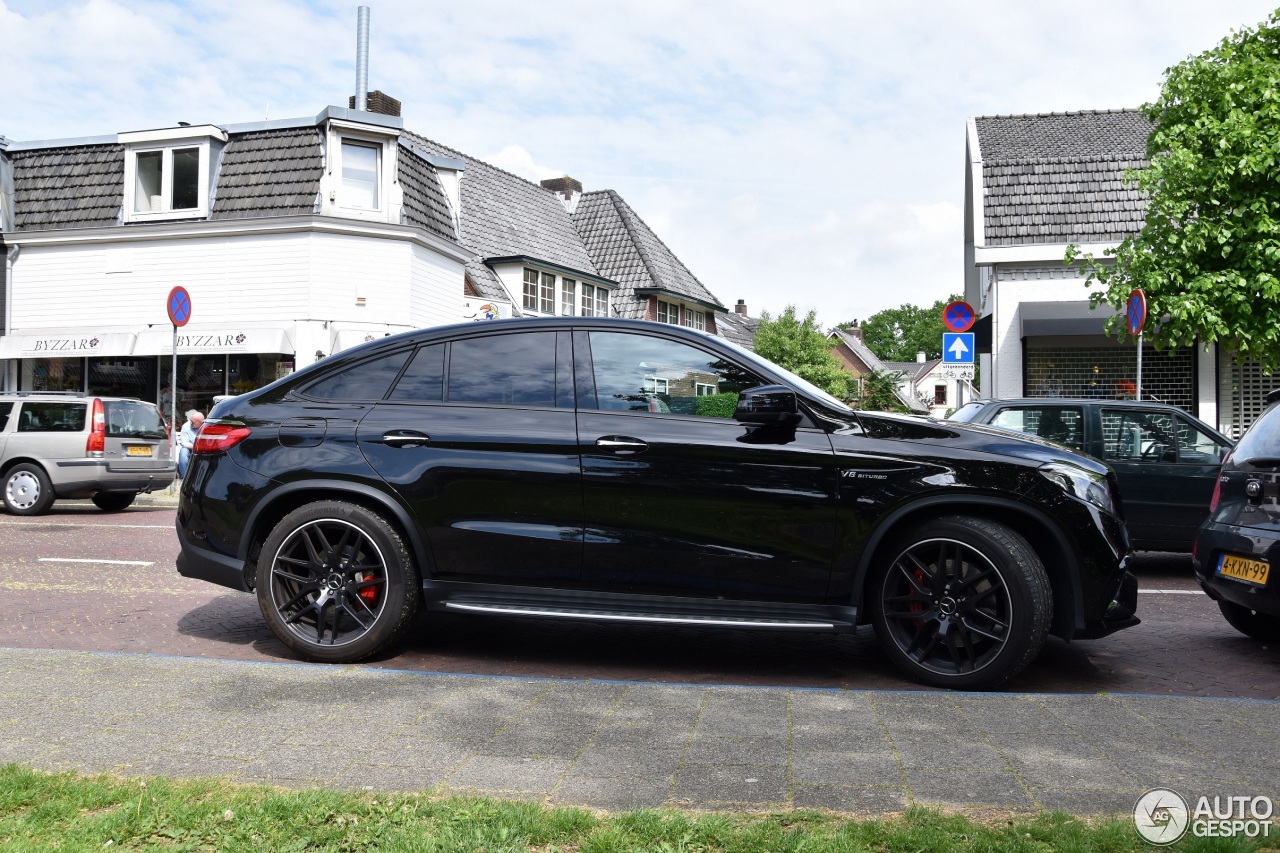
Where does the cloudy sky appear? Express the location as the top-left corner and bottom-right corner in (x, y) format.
(2, 0), (1276, 327)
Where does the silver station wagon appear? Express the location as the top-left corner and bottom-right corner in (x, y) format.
(0, 393), (176, 514)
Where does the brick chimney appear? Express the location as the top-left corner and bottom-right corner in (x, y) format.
(541, 176), (583, 213)
(348, 90), (401, 116)
(844, 321), (863, 342)
(734, 299), (749, 316)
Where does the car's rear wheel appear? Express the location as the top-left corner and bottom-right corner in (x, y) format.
(1217, 600), (1280, 642)
(3, 463), (55, 516)
(869, 515), (1052, 690)
(92, 491), (137, 512)
(256, 501), (419, 663)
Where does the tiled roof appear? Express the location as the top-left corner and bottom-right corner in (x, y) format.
(397, 145), (457, 242)
(211, 128), (322, 220)
(831, 329), (887, 373)
(464, 258), (515, 307)
(974, 111), (1150, 246)
(717, 310), (760, 349)
(401, 131), (600, 275)
(884, 359), (942, 383)
(10, 144), (123, 229)
(573, 190), (726, 320)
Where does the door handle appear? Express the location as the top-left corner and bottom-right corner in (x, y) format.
(595, 436), (648, 454)
(382, 430), (431, 448)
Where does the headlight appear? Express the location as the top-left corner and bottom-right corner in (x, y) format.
(1038, 462), (1115, 514)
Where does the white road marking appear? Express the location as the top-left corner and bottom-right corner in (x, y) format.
(38, 558), (155, 566)
(1138, 589), (1200, 594)
(2, 522), (170, 529)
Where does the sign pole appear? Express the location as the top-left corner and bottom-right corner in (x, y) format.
(1136, 332), (1143, 401)
(171, 324), (178, 456)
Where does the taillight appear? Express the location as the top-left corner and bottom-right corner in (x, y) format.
(1208, 450), (1232, 513)
(193, 421), (252, 454)
(86, 398), (105, 455)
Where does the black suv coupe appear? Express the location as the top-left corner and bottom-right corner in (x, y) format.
(1193, 388), (1280, 641)
(176, 318), (1138, 689)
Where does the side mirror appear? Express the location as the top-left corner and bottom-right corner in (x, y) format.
(735, 385), (800, 425)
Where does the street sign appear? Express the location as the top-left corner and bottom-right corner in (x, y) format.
(942, 332), (975, 364)
(1126, 289), (1146, 336)
(167, 286), (192, 327)
(938, 364), (975, 380)
(942, 300), (976, 333)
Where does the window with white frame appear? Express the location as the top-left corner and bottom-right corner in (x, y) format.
(656, 300), (680, 325)
(340, 140), (380, 209)
(523, 269), (539, 312)
(521, 268), (556, 314)
(119, 125), (224, 222)
(561, 279), (576, 316)
(581, 283), (597, 317)
(696, 382), (718, 396)
(643, 376), (669, 394)
(595, 286), (609, 317)
(934, 384), (947, 406)
(683, 309), (705, 331)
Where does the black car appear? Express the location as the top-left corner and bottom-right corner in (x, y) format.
(949, 398), (1233, 552)
(176, 318), (1137, 689)
(1193, 389), (1280, 641)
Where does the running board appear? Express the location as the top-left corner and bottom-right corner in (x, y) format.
(423, 580), (857, 632)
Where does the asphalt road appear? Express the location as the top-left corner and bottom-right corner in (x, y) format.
(2, 502), (1277, 699)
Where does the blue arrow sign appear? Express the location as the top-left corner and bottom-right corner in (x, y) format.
(943, 332), (975, 364)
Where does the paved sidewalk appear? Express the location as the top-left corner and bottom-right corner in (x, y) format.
(1, 647), (1276, 815)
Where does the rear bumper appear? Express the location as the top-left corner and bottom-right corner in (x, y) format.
(52, 459), (176, 495)
(175, 520), (252, 593)
(1193, 522), (1280, 618)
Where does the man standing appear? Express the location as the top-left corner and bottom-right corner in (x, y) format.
(178, 410), (204, 479)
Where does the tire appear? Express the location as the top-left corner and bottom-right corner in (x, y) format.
(256, 501), (419, 663)
(868, 515), (1052, 690)
(92, 491), (137, 512)
(3, 463), (55, 516)
(1217, 600), (1280, 642)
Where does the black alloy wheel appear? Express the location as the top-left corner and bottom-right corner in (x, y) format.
(1217, 600), (1280, 642)
(870, 515), (1052, 690)
(256, 501), (419, 663)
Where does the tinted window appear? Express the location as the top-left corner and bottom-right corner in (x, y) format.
(947, 402), (986, 423)
(104, 400), (167, 439)
(1101, 409), (1177, 462)
(1175, 417), (1228, 464)
(0, 402), (11, 432)
(305, 351), (410, 401)
(389, 345), (445, 402)
(989, 406), (1083, 450)
(1231, 403), (1280, 463)
(448, 333), (557, 406)
(588, 332), (762, 418)
(17, 402), (87, 432)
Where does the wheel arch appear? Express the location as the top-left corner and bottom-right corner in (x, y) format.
(238, 480), (432, 592)
(851, 495), (1084, 639)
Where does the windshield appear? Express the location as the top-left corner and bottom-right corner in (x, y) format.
(947, 402), (986, 423)
(1233, 402), (1280, 463)
(717, 337), (854, 414)
(105, 400), (168, 439)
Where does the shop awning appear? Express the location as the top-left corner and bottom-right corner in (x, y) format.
(133, 326), (294, 356)
(0, 331), (137, 359)
(1019, 301), (1118, 338)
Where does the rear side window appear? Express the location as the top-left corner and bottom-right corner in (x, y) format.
(389, 345), (445, 402)
(104, 400), (167, 439)
(0, 402), (11, 432)
(1101, 409), (1177, 462)
(989, 406), (1083, 450)
(17, 402), (87, 432)
(448, 333), (557, 406)
(305, 351), (410, 401)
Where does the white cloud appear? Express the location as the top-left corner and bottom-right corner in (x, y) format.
(2, 0), (1277, 326)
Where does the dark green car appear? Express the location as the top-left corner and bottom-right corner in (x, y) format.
(950, 398), (1233, 552)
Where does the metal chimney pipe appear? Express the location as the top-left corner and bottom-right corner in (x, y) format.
(355, 5), (370, 111)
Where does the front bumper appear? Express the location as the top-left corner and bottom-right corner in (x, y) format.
(1193, 521), (1280, 618)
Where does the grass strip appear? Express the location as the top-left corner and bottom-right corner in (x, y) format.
(0, 763), (1266, 851)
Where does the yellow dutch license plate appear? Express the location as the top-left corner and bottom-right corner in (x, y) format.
(1216, 554), (1271, 587)
(126, 446), (153, 457)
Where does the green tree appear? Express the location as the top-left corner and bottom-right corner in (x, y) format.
(1068, 10), (1280, 371)
(856, 369), (913, 413)
(753, 305), (853, 399)
(856, 296), (958, 362)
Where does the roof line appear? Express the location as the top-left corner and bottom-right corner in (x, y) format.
(606, 190), (667, 297)
(4, 135), (118, 152)
(604, 190), (725, 310)
(973, 107), (1142, 120)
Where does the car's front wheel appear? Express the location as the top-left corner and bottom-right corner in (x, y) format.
(256, 501), (420, 663)
(3, 463), (55, 516)
(1217, 600), (1280, 642)
(869, 515), (1052, 690)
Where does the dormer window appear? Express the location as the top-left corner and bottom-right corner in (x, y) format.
(340, 140), (380, 209)
(119, 125), (226, 222)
